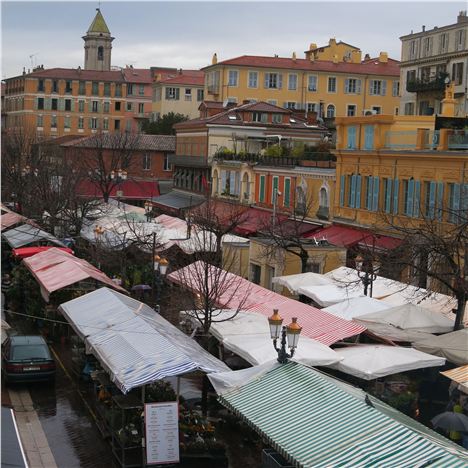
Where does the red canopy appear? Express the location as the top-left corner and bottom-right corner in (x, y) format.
(234, 208), (288, 236)
(77, 180), (160, 199)
(1, 212), (29, 232)
(13, 246), (74, 259)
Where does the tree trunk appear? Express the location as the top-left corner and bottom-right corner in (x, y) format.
(103, 192), (110, 203)
(454, 292), (466, 330)
(298, 252), (309, 303)
(200, 331), (210, 416)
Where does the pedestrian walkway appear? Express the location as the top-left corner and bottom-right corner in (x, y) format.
(8, 387), (57, 468)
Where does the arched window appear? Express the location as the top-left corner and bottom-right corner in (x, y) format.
(326, 104), (335, 118)
(319, 187), (329, 208)
(296, 186), (306, 214)
(242, 172), (250, 200)
(98, 46), (104, 61)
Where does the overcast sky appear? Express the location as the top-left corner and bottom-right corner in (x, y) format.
(1, 1), (466, 78)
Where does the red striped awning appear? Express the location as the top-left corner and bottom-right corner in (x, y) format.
(168, 261), (366, 346)
(13, 246), (74, 259)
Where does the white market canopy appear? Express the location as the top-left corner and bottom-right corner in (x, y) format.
(354, 303), (455, 342)
(272, 272), (333, 293)
(185, 310), (340, 367)
(412, 329), (468, 366)
(330, 345), (446, 380)
(2, 224), (65, 248)
(59, 288), (229, 393)
(322, 296), (392, 320)
(297, 284), (364, 307)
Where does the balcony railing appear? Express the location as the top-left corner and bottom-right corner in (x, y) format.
(213, 152), (336, 167)
(406, 73), (448, 93)
(448, 130), (468, 150)
(384, 131), (418, 149)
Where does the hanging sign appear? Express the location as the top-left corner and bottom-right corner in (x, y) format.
(145, 401), (179, 465)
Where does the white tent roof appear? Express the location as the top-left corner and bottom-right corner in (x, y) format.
(330, 345), (446, 380)
(355, 304), (455, 334)
(412, 329), (468, 366)
(297, 284), (364, 307)
(272, 272), (333, 294)
(322, 296), (392, 320)
(185, 310), (340, 367)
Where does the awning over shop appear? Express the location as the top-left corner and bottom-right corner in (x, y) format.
(330, 345), (445, 380)
(168, 261), (366, 346)
(412, 329), (468, 366)
(2, 223), (65, 248)
(322, 296), (392, 320)
(59, 288), (229, 393)
(211, 362), (468, 467)
(13, 246), (74, 259)
(441, 366), (468, 394)
(306, 224), (401, 250)
(272, 272), (333, 293)
(77, 179), (160, 199)
(297, 283), (364, 307)
(151, 191), (205, 214)
(234, 207), (287, 236)
(23, 247), (126, 301)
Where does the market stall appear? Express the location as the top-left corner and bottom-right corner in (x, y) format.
(322, 296), (391, 320)
(2, 223), (65, 249)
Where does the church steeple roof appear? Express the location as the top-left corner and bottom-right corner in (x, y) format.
(87, 8), (110, 34)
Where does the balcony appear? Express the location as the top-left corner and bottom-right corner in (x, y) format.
(134, 111), (150, 119)
(168, 154), (209, 168)
(207, 85), (219, 95)
(406, 73), (448, 93)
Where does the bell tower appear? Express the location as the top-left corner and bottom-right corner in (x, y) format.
(83, 8), (114, 71)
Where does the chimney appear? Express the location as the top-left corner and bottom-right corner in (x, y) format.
(422, 25), (425, 32)
(458, 10), (468, 23)
(179, 68), (182, 75)
(364, 53), (371, 60)
(292, 51), (297, 61)
(22, 67), (26, 75)
(378, 52), (388, 63)
(309, 43), (317, 51)
(329, 38), (337, 46)
(351, 50), (362, 63)
(307, 111), (318, 125)
(212, 53), (217, 65)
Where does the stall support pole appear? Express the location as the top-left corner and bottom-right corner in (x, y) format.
(141, 385), (146, 467)
(176, 377), (181, 402)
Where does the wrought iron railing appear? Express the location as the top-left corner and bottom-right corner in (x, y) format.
(406, 73), (448, 93)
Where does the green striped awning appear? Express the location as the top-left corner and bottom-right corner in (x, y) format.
(220, 362), (468, 468)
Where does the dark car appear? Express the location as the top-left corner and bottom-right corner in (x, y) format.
(2, 335), (56, 383)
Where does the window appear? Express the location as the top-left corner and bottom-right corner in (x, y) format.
(127, 83), (134, 96)
(143, 153), (151, 170)
(328, 77), (336, 93)
(307, 103), (317, 113)
(250, 264), (261, 285)
(248, 71), (258, 88)
(364, 125), (374, 149)
(115, 84), (122, 97)
(166, 87), (180, 100)
(347, 105), (356, 116)
(228, 70), (238, 86)
(285, 102), (296, 110)
(78, 100), (85, 112)
(37, 79), (44, 92)
(272, 176), (279, 201)
(267, 99), (277, 106)
(439, 33), (449, 53)
(197, 89), (204, 101)
(89, 118), (98, 129)
(409, 40), (418, 59)
(92, 100), (98, 112)
(345, 78), (361, 94)
(51, 115), (57, 128)
(308, 75), (317, 92)
(347, 126), (357, 149)
(115, 101), (121, 111)
(326, 104), (335, 118)
(319, 187), (329, 208)
(51, 98), (58, 111)
(64, 116), (71, 129)
(252, 112), (267, 123)
(272, 113), (282, 124)
(98, 46), (104, 61)
(403, 178), (420, 217)
(265, 266), (275, 291)
(259, 175), (266, 202)
(372, 106), (381, 115)
(288, 74), (297, 90)
(370, 80), (386, 95)
(103, 118), (109, 130)
(383, 178), (393, 213)
(126, 120), (132, 131)
(185, 88), (192, 101)
(37, 114), (43, 127)
(52, 80), (58, 93)
(452, 62), (464, 85)
(392, 81), (400, 97)
(164, 154), (172, 171)
(424, 181), (437, 218)
(139, 84), (145, 95)
(227, 97), (237, 104)
(114, 119), (120, 130)
(365, 176), (379, 211)
(65, 81), (72, 94)
(37, 97), (44, 110)
(92, 81), (99, 95)
(404, 102), (415, 115)
(78, 117), (84, 129)
(264, 73), (282, 89)
(78, 81), (86, 95)
(65, 99), (71, 111)
(456, 29), (465, 51)
(138, 103), (145, 113)
(126, 102), (133, 112)
(103, 101), (110, 113)
(422, 37), (433, 57)
(103, 83), (111, 96)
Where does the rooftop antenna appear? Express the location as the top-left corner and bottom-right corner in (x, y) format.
(29, 53), (38, 69)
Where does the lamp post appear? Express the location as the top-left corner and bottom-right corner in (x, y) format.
(268, 309), (302, 364)
(153, 255), (169, 310)
(144, 201), (152, 222)
(355, 254), (377, 297)
(110, 169), (127, 206)
(272, 187), (282, 229)
(94, 225), (105, 269)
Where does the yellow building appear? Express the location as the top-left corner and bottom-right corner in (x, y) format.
(152, 70), (205, 120)
(203, 40), (400, 118)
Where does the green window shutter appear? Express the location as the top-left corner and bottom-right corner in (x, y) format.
(339, 175), (345, 207)
(88, 101), (92, 113)
(259, 175), (265, 202)
(59, 98), (65, 111)
(413, 180), (421, 217)
(372, 176), (380, 211)
(393, 179), (399, 214)
(175, 88), (180, 100)
(71, 99), (75, 112)
(436, 182), (444, 221)
(34, 97), (38, 110)
(284, 179), (290, 207)
(272, 176), (278, 201)
(355, 175), (362, 209)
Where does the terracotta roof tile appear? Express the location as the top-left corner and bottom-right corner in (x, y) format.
(204, 55), (400, 76)
(23, 67), (125, 82)
(158, 73), (204, 86)
(122, 68), (153, 84)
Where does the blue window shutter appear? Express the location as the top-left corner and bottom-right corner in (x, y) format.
(436, 181), (444, 220)
(264, 73), (269, 88)
(229, 172), (235, 194)
(350, 175), (357, 208)
(428, 181), (436, 219)
(413, 180), (421, 217)
(393, 179), (399, 214)
(381, 80), (387, 96)
(451, 183), (461, 223)
(407, 179), (415, 216)
(340, 175), (345, 207)
(347, 126), (356, 149)
(366, 176), (373, 210)
(221, 171), (227, 191)
(355, 175), (362, 209)
(372, 176), (380, 211)
(461, 183), (468, 212)
(385, 178), (393, 213)
(364, 125), (374, 150)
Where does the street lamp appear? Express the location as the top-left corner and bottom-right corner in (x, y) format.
(94, 225), (105, 269)
(144, 201), (153, 222)
(268, 309), (302, 364)
(111, 169), (127, 206)
(153, 255), (169, 308)
(355, 254), (377, 297)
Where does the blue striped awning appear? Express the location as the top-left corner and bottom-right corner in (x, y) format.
(59, 288), (229, 393)
(219, 362), (468, 468)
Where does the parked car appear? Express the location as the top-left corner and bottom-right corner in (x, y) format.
(2, 335), (56, 383)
